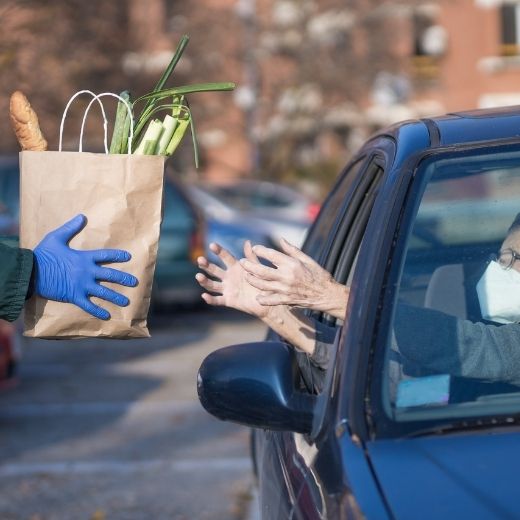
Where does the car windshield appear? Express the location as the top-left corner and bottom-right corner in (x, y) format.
(380, 146), (520, 427)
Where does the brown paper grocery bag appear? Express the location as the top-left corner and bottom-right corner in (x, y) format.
(19, 150), (165, 338)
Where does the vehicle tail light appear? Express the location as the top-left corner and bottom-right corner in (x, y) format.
(307, 203), (320, 221)
(189, 224), (206, 264)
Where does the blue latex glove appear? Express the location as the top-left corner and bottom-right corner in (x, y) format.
(32, 214), (138, 320)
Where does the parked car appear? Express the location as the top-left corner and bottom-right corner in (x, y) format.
(198, 105), (520, 518)
(190, 183), (310, 248)
(0, 320), (17, 383)
(0, 157), (204, 309)
(206, 179), (320, 222)
(0, 156), (19, 235)
(185, 185), (274, 263)
(153, 177), (205, 307)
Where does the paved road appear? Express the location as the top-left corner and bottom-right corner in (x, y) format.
(0, 307), (266, 520)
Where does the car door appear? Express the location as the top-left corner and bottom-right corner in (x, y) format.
(359, 140), (520, 519)
(256, 138), (395, 519)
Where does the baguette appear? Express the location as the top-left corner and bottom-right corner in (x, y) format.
(9, 91), (47, 151)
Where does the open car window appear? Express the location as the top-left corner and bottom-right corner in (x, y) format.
(301, 157), (365, 263)
(379, 145), (520, 429)
(295, 156), (384, 393)
(287, 156), (367, 393)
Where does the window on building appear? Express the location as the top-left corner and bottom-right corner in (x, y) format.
(500, 2), (520, 56)
(411, 9), (446, 81)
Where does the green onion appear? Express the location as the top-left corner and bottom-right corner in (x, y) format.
(134, 83), (236, 105)
(165, 116), (190, 156)
(107, 34), (235, 165)
(134, 119), (164, 155)
(109, 90), (131, 154)
(140, 35), (190, 119)
(187, 100), (199, 168)
(157, 114), (177, 155)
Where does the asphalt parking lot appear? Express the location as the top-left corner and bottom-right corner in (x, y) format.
(0, 307), (266, 520)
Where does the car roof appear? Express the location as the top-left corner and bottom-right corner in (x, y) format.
(372, 104), (520, 158)
(432, 105), (520, 146)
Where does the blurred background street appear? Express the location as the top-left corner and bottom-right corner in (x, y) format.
(0, 307), (265, 520)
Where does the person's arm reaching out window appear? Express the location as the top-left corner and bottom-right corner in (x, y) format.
(196, 241), (319, 356)
(240, 238), (350, 320)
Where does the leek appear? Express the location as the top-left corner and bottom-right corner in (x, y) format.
(106, 34), (235, 165)
(165, 116), (190, 156)
(109, 90), (131, 154)
(157, 114), (177, 155)
(134, 119), (164, 155)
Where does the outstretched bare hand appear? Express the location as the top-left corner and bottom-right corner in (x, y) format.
(240, 238), (349, 319)
(195, 241), (271, 319)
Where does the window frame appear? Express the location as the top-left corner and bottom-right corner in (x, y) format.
(305, 141), (394, 440)
(367, 139), (520, 440)
(289, 154), (371, 394)
(500, 2), (520, 56)
(300, 155), (368, 268)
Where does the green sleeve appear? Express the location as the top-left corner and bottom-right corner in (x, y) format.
(0, 239), (34, 322)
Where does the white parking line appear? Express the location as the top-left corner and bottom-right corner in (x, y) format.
(0, 400), (201, 418)
(0, 457), (252, 477)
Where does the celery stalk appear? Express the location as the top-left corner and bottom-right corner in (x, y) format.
(134, 119), (164, 155)
(157, 115), (177, 155)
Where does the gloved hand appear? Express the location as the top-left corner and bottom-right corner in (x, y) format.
(32, 214), (138, 320)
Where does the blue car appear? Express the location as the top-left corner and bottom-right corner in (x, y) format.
(186, 185), (275, 264)
(198, 105), (520, 518)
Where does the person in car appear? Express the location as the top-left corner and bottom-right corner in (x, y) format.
(239, 221), (520, 385)
(1, 214), (138, 323)
(197, 217), (520, 387)
(196, 241), (336, 376)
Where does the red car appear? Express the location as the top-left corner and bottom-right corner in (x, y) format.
(0, 320), (17, 384)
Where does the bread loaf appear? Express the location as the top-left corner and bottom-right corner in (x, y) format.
(9, 91), (48, 151)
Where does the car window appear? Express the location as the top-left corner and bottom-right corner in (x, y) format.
(379, 145), (520, 428)
(0, 160), (21, 236)
(301, 157), (366, 263)
(297, 156), (384, 393)
(211, 183), (299, 211)
(162, 181), (196, 230)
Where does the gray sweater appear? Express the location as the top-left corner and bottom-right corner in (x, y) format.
(298, 305), (520, 393)
(394, 304), (520, 383)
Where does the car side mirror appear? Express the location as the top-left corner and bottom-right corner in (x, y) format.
(197, 341), (316, 434)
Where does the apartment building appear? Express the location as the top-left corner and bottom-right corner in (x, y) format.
(2, 1), (520, 183)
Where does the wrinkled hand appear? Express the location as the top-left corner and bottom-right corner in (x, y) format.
(196, 241), (271, 319)
(240, 238), (337, 310)
(33, 214), (138, 320)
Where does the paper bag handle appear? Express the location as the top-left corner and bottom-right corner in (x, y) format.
(80, 93), (135, 154)
(59, 90), (109, 152)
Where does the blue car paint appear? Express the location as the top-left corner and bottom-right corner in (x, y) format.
(367, 431), (520, 520)
(337, 429), (390, 519)
(436, 109), (520, 146)
(205, 217), (271, 265)
(200, 105), (520, 519)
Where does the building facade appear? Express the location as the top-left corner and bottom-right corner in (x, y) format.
(2, 0), (520, 185)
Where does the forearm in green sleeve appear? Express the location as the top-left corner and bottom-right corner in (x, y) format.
(0, 241), (34, 322)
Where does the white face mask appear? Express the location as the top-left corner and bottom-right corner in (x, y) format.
(476, 260), (520, 324)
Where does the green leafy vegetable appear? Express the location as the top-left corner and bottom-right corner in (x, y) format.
(112, 35), (235, 164)
(109, 90), (132, 154)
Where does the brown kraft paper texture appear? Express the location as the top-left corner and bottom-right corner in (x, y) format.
(19, 150), (165, 339)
